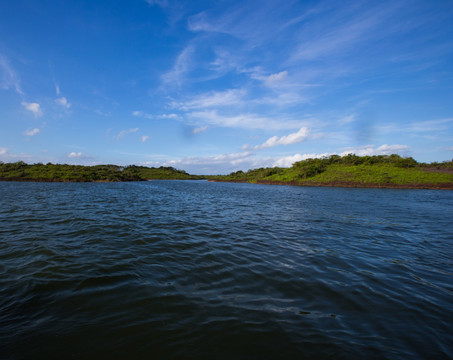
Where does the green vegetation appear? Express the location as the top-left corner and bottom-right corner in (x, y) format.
(0, 162), (201, 182)
(2, 155), (453, 188)
(128, 166), (203, 180)
(213, 154), (453, 189)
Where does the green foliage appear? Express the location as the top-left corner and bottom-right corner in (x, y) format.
(1, 154), (452, 186)
(127, 165), (203, 180)
(0, 162), (203, 182)
(214, 154), (453, 186)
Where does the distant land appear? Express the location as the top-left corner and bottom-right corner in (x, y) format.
(1, 154), (453, 189)
(210, 154), (453, 190)
(0, 162), (202, 182)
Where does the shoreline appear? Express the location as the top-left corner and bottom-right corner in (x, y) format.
(208, 179), (453, 190)
(0, 177), (144, 183)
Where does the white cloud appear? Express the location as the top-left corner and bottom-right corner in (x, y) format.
(158, 113), (179, 119)
(192, 126), (207, 134)
(0, 55), (22, 94)
(340, 144), (409, 156)
(273, 152), (330, 167)
(409, 118), (453, 133)
(273, 145), (409, 168)
(254, 127), (310, 150)
(155, 151), (259, 174)
(141, 135), (149, 142)
(116, 128), (139, 139)
(255, 93), (308, 106)
(132, 110), (153, 119)
(188, 110), (304, 130)
(162, 45), (194, 86)
(55, 97), (71, 109)
(21, 102), (43, 117)
(23, 128), (40, 136)
(173, 89), (246, 110)
(264, 71), (288, 86)
(55, 83), (60, 96)
(140, 150), (332, 175)
(68, 152), (84, 158)
(0, 148), (33, 161)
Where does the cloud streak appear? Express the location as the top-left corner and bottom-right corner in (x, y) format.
(23, 128), (40, 136)
(254, 127), (310, 150)
(340, 144), (409, 157)
(21, 102), (43, 117)
(116, 128), (139, 139)
(67, 152), (93, 160)
(0, 55), (22, 94)
(162, 45), (194, 86)
(188, 110), (304, 130)
(55, 97), (71, 109)
(172, 89), (246, 110)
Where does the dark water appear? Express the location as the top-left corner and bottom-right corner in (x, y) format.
(0, 180), (452, 359)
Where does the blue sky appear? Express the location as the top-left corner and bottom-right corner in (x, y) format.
(1, 0), (453, 174)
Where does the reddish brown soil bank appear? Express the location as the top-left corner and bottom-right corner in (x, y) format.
(208, 179), (453, 190)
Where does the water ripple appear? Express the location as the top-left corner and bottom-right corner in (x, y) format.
(0, 181), (452, 359)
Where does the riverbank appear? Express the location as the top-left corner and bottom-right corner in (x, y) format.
(0, 177), (143, 182)
(0, 162), (200, 182)
(208, 179), (453, 190)
(209, 154), (453, 190)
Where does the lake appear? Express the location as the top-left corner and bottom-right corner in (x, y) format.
(0, 180), (452, 359)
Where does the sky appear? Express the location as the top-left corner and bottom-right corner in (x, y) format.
(1, 0), (453, 174)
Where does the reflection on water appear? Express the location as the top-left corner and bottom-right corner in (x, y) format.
(0, 181), (452, 359)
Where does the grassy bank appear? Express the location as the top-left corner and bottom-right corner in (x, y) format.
(212, 154), (453, 189)
(0, 162), (201, 182)
(2, 154), (453, 188)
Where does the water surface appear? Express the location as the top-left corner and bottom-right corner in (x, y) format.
(0, 180), (452, 359)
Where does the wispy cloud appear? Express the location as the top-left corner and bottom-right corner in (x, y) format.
(0, 147), (33, 162)
(68, 151), (92, 159)
(132, 110), (153, 119)
(147, 150), (328, 174)
(288, 4), (396, 64)
(338, 114), (357, 125)
(157, 151), (258, 174)
(116, 127), (139, 139)
(21, 102), (43, 117)
(192, 126), (207, 134)
(162, 45), (194, 86)
(408, 118), (453, 133)
(23, 128), (40, 136)
(273, 152), (330, 167)
(0, 55), (22, 94)
(340, 144), (409, 156)
(172, 89), (246, 110)
(141, 135), (149, 142)
(55, 97), (71, 109)
(145, 0), (168, 7)
(188, 110), (304, 130)
(187, 1), (299, 45)
(264, 70), (288, 87)
(159, 113), (179, 119)
(254, 127), (310, 150)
